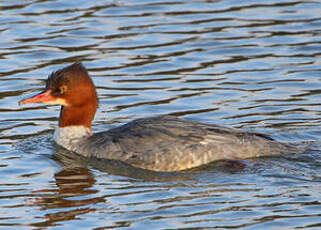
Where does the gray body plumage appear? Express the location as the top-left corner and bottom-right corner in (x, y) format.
(63, 116), (298, 172)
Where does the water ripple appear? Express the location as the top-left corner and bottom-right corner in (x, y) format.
(0, 0), (321, 229)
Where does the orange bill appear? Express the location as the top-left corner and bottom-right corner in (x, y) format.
(19, 89), (54, 105)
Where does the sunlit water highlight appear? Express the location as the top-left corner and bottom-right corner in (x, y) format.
(1, 0), (321, 229)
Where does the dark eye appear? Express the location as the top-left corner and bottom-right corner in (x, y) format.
(54, 85), (68, 95)
(54, 88), (61, 94)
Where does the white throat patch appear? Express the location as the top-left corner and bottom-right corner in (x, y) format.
(54, 126), (92, 151)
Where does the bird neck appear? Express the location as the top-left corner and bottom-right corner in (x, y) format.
(58, 103), (97, 130)
(54, 125), (92, 152)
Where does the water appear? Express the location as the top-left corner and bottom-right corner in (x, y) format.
(1, 0), (321, 229)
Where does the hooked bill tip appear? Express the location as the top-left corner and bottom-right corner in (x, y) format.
(18, 99), (27, 106)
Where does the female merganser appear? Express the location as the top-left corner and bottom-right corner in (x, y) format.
(19, 63), (299, 172)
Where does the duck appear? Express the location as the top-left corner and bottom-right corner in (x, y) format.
(19, 63), (300, 172)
